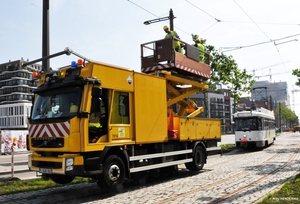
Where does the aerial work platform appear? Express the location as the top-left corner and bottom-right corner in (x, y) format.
(141, 38), (211, 117)
(141, 38), (210, 82)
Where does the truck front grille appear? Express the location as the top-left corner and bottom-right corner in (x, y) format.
(31, 138), (64, 148)
(32, 160), (62, 168)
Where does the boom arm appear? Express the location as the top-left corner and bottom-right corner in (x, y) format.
(158, 70), (208, 117)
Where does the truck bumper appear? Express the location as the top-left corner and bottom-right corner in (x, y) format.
(28, 153), (96, 176)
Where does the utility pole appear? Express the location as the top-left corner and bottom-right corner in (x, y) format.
(143, 8), (176, 31)
(279, 102), (282, 133)
(169, 9), (174, 31)
(269, 95), (273, 111)
(143, 9), (176, 112)
(42, 0), (50, 72)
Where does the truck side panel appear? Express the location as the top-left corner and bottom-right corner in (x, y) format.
(179, 118), (221, 141)
(92, 63), (134, 92)
(134, 73), (168, 144)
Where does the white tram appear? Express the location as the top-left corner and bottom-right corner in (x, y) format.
(233, 107), (276, 148)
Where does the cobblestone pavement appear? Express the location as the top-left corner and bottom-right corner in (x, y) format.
(1, 133), (299, 204)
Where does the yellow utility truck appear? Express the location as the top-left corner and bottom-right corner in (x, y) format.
(26, 38), (221, 191)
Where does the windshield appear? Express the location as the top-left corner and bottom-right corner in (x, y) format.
(31, 87), (82, 121)
(235, 117), (260, 131)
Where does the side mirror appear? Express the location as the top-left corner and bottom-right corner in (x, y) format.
(90, 98), (102, 114)
(92, 87), (102, 98)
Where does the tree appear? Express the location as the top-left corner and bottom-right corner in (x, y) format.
(275, 103), (298, 129)
(292, 68), (300, 87)
(202, 40), (254, 109)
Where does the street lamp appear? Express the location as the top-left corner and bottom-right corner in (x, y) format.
(143, 9), (176, 31)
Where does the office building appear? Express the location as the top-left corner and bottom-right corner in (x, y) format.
(0, 59), (41, 130)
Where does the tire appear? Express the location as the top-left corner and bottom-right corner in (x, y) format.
(185, 146), (205, 171)
(49, 174), (75, 184)
(97, 155), (125, 192)
(264, 141), (269, 148)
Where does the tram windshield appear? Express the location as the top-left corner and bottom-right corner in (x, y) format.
(235, 117), (260, 131)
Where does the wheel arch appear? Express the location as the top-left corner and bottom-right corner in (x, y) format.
(100, 146), (130, 177)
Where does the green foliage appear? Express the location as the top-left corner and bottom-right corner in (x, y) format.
(258, 173), (300, 204)
(274, 103), (299, 124)
(292, 68), (300, 87)
(220, 143), (235, 150)
(0, 177), (88, 195)
(203, 42), (255, 105)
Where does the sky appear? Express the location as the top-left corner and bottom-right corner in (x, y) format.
(1, 0), (300, 117)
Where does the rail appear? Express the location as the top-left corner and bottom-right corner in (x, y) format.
(141, 37), (210, 67)
(141, 38), (211, 82)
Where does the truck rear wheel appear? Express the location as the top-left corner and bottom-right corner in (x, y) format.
(97, 155), (125, 192)
(185, 146), (205, 171)
(49, 174), (75, 184)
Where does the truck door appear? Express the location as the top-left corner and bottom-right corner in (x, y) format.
(109, 91), (132, 141)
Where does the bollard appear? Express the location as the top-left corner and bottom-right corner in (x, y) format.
(11, 145), (15, 177)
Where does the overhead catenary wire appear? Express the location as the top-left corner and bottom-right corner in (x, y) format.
(126, 0), (300, 116)
(220, 33), (300, 52)
(185, 0), (221, 23)
(233, 0), (272, 41)
(127, 0), (158, 17)
(127, 0), (220, 37)
(127, 0), (300, 45)
(253, 61), (290, 71)
(232, 0), (294, 86)
(221, 20), (300, 26)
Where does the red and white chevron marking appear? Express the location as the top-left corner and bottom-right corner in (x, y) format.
(142, 63), (210, 78)
(141, 63), (174, 73)
(28, 121), (70, 138)
(176, 64), (210, 78)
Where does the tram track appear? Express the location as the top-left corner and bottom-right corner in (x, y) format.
(208, 143), (300, 204)
(2, 135), (299, 204)
(203, 143), (290, 171)
(155, 142), (300, 204)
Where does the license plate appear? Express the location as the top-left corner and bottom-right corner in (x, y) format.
(39, 168), (52, 174)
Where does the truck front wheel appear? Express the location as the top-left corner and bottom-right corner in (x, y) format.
(185, 146), (205, 171)
(97, 155), (125, 192)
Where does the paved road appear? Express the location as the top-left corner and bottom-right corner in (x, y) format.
(1, 133), (300, 203)
(0, 135), (235, 181)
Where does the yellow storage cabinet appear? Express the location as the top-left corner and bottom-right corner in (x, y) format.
(179, 118), (221, 141)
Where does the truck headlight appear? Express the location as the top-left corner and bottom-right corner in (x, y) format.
(66, 158), (74, 167)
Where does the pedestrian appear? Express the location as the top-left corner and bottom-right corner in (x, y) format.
(163, 25), (183, 54)
(192, 34), (206, 62)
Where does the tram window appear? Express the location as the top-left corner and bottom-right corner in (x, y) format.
(258, 119), (262, 130)
(250, 120), (257, 130)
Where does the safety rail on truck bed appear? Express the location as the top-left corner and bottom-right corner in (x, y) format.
(141, 38), (210, 82)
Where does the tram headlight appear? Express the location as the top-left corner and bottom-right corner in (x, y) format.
(243, 135), (246, 138)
